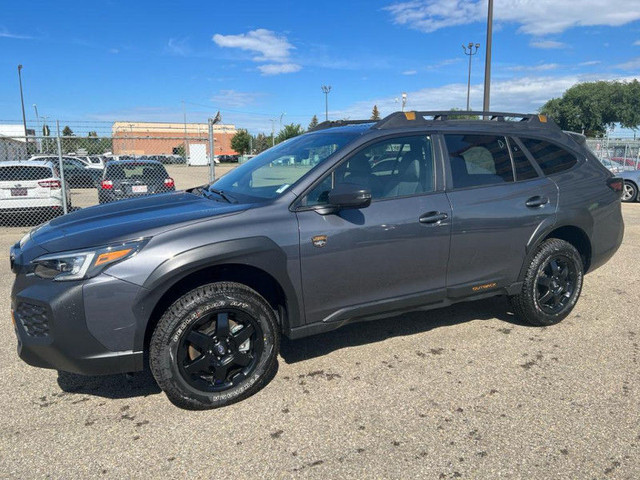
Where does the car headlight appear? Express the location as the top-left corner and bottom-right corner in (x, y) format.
(32, 239), (148, 281)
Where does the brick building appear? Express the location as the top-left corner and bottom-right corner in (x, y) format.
(111, 121), (238, 157)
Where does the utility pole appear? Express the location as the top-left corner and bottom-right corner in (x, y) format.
(182, 100), (189, 164)
(483, 0), (494, 114)
(462, 42), (480, 111)
(17, 65), (28, 141)
(33, 104), (41, 153)
(321, 85), (332, 121)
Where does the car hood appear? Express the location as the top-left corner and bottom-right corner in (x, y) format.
(28, 191), (247, 253)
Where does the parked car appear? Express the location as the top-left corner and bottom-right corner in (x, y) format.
(218, 154), (239, 163)
(27, 155), (101, 188)
(11, 111), (624, 410)
(73, 155), (103, 170)
(619, 169), (640, 202)
(98, 159), (175, 203)
(88, 155), (106, 169)
(610, 157), (640, 170)
(0, 161), (70, 222)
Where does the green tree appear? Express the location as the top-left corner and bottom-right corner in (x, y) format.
(275, 123), (305, 144)
(231, 129), (252, 155)
(371, 105), (381, 120)
(308, 115), (319, 130)
(253, 133), (271, 154)
(540, 80), (640, 136)
(447, 108), (479, 120)
(62, 126), (74, 136)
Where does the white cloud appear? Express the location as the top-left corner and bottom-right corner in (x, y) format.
(403, 70), (418, 75)
(508, 63), (559, 72)
(212, 29), (301, 75)
(333, 73), (638, 120)
(211, 90), (265, 108)
(213, 29), (293, 62)
(0, 27), (33, 40)
(616, 57), (640, 70)
(579, 60), (601, 66)
(385, 1), (640, 35)
(530, 40), (566, 49)
(257, 63), (302, 75)
(165, 38), (191, 56)
(108, 48), (119, 54)
(634, 40), (640, 46)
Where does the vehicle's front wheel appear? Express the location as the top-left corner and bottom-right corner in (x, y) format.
(622, 181), (637, 202)
(509, 239), (584, 326)
(150, 282), (280, 409)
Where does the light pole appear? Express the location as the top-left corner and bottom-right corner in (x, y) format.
(270, 119), (276, 146)
(483, 0), (494, 114)
(208, 111), (221, 183)
(462, 42), (480, 111)
(321, 85), (332, 121)
(401, 92), (407, 112)
(33, 104), (41, 152)
(17, 65), (28, 140)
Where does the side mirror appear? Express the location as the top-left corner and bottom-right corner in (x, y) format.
(325, 183), (371, 211)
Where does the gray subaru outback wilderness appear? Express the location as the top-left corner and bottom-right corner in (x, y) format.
(11, 111), (624, 409)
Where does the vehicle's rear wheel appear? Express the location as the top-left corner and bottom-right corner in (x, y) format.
(149, 282), (280, 409)
(509, 239), (584, 326)
(622, 181), (637, 202)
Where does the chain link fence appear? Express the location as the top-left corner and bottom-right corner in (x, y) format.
(0, 120), (239, 229)
(586, 132), (640, 172)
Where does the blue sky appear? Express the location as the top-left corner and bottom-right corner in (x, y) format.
(1, 0), (639, 134)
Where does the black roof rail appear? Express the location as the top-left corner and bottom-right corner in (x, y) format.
(309, 119), (374, 132)
(373, 111), (557, 130)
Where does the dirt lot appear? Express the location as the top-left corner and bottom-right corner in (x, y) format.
(0, 200), (638, 479)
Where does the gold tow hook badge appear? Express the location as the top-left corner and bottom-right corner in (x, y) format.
(312, 235), (328, 248)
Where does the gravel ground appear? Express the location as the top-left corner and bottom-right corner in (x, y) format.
(0, 201), (638, 479)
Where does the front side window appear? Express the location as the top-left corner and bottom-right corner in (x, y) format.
(519, 138), (577, 175)
(445, 134), (514, 188)
(304, 135), (435, 206)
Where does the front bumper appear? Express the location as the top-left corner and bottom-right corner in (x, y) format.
(11, 265), (144, 376)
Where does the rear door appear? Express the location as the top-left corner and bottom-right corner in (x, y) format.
(442, 133), (558, 297)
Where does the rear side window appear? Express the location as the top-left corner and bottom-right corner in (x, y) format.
(444, 134), (514, 188)
(0, 166), (53, 181)
(520, 138), (577, 175)
(508, 138), (538, 181)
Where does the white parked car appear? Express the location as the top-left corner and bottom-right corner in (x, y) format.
(0, 161), (70, 221)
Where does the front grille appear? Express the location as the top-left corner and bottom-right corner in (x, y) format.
(15, 302), (50, 337)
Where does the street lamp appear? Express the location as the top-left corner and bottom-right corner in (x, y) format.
(483, 0), (494, 114)
(321, 85), (332, 121)
(401, 92), (408, 112)
(462, 42), (480, 111)
(17, 65), (28, 139)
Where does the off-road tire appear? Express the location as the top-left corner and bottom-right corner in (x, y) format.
(509, 239), (584, 326)
(150, 282), (280, 410)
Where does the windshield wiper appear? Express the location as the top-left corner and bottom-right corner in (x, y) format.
(204, 187), (235, 203)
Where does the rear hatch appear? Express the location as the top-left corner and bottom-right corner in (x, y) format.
(0, 165), (58, 205)
(105, 163), (170, 197)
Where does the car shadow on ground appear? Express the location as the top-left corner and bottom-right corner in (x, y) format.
(280, 296), (532, 364)
(55, 296), (527, 400)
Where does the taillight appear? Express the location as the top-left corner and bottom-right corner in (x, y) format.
(101, 180), (114, 190)
(606, 177), (623, 197)
(38, 180), (61, 189)
(164, 178), (175, 188)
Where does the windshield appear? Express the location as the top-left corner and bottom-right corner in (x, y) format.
(210, 131), (360, 200)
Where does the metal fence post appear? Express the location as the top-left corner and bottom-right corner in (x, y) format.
(208, 118), (215, 183)
(55, 120), (68, 215)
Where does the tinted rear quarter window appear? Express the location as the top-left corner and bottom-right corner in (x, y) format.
(508, 138), (538, 181)
(520, 138), (577, 175)
(0, 166), (53, 181)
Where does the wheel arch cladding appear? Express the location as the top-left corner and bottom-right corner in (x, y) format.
(133, 237), (299, 354)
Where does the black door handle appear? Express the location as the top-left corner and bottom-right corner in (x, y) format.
(525, 196), (549, 208)
(419, 211), (448, 224)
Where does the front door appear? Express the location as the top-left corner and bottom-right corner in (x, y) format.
(295, 134), (451, 325)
